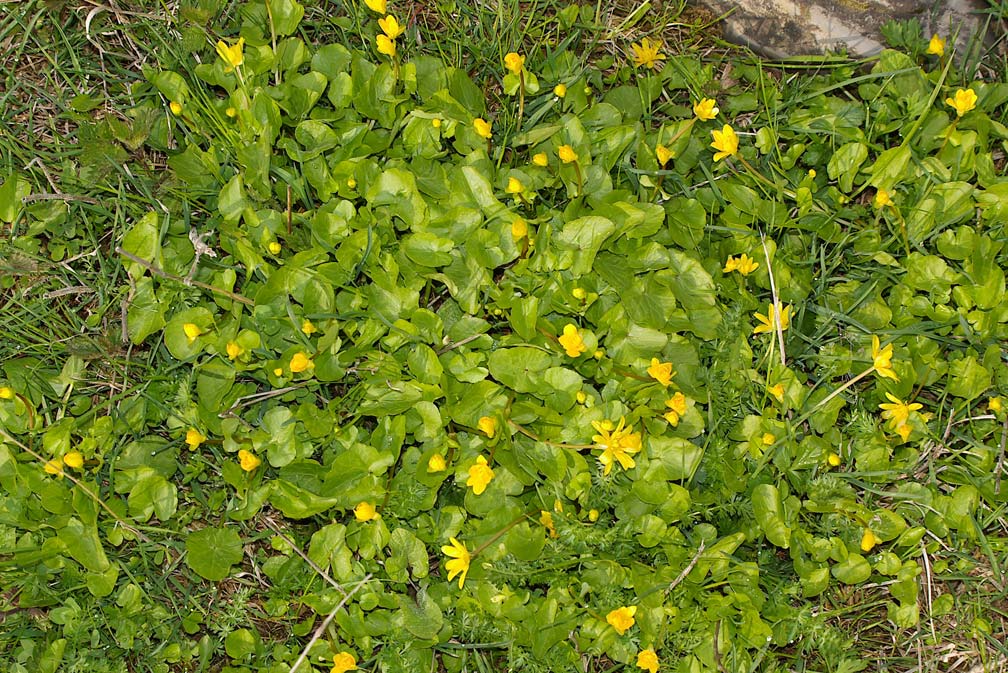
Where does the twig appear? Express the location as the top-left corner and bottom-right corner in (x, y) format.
(667, 540), (706, 592)
(759, 233), (786, 368)
(262, 517), (345, 595)
(116, 246), (253, 306)
(288, 574), (371, 673)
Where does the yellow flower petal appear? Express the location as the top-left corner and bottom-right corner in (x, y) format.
(606, 605), (637, 634)
(237, 449), (261, 472)
(693, 97), (719, 121)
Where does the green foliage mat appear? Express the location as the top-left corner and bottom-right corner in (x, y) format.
(2, 1), (1008, 671)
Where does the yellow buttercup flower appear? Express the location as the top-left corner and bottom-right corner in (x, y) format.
(186, 428), (206, 450)
(664, 392), (688, 426)
(441, 537), (471, 588)
(752, 302), (792, 335)
(762, 432), (776, 446)
(354, 501), (378, 522)
(647, 357), (675, 387)
(637, 648), (660, 673)
(710, 124), (739, 161)
(553, 83), (567, 98)
(511, 217), (528, 240)
(655, 144), (674, 166)
(767, 383), (785, 403)
(540, 510), (557, 538)
(169, 101), (182, 116)
(473, 117), (492, 139)
(63, 451), (84, 470)
(504, 52), (524, 75)
(364, 0), (385, 13)
(557, 145), (578, 164)
(571, 287), (587, 300)
(226, 341), (244, 360)
(331, 651), (357, 673)
(723, 253), (758, 275)
(0, 387), (14, 399)
(477, 415), (497, 438)
(506, 177), (524, 194)
(44, 458), (63, 476)
(532, 152), (548, 167)
(290, 352), (313, 373)
(183, 322), (202, 344)
(874, 188), (894, 209)
(592, 417), (642, 476)
(860, 528), (882, 552)
(606, 605), (637, 634)
(466, 455), (494, 495)
(879, 392), (922, 431)
(871, 335), (898, 381)
(693, 97), (719, 121)
(268, 241), (282, 254)
(427, 453), (447, 472)
(558, 324), (587, 357)
(989, 396), (1003, 414)
(378, 14), (405, 39)
(273, 367), (284, 377)
(237, 449), (261, 472)
(827, 452), (842, 467)
(376, 34), (396, 57)
(945, 88), (977, 117)
(926, 34), (945, 57)
(301, 319), (318, 335)
(630, 37), (665, 69)
(215, 37), (245, 72)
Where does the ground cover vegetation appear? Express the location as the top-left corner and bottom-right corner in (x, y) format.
(2, 0), (1008, 671)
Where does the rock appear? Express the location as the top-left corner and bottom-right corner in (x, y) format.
(697, 0), (991, 58)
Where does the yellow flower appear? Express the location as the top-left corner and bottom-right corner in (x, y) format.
(637, 648), (660, 673)
(183, 323), (202, 344)
(511, 217), (528, 240)
(762, 432), (776, 446)
(504, 52), (524, 75)
(63, 451), (84, 470)
(466, 455), (494, 495)
(477, 416), (497, 439)
(0, 387), (14, 399)
(347, 177), (357, 188)
(376, 34), (396, 57)
(331, 651), (358, 673)
(553, 83), (567, 98)
(592, 417), (642, 476)
(878, 392), (922, 430)
(655, 144), (674, 165)
(874, 188), (893, 209)
(827, 452), (841, 467)
(558, 145), (578, 164)
(927, 34), (945, 57)
(576, 390), (588, 404)
(767, 383), (785, 403)
(989, 396), (1003, 414)
(506, 177), (524, 194)
(752, 303), (792, 335)
(273, 367), (284, 377)
(664, 392), (688, 426)
(895, 423), (912, 442)
(473, 117), (492, 139)
(427, 453), (447, 472)
(571, 287), (587, 300)
(290, 352), (313, 373)
(871, 335), (898, 381)
(353, 501), (378, 522)
(44, 458), (63, 476)
(647, 357), (675, 387)
(606, 605), (637, 634)
(540, 510), (557, 538)
(723, 253), (758, 275)
(710, 124), (739, 161)
(441, 537), (471, 588)
(558, 324), (587, 357)
(225, 106), (237, 117)
(630, 37), (665, 69)
(186, 428), (206, 450)
(364, 0), (385, 12)
(431, 118), (441, 128)
(378, 14), (405, 39)
(808, 168), (816, 178)
(268, 241), (282, 254)
(693, 98), (719, 121)
(301, 319), (318, 335)
(860, 528), (882, 552)
(226, 341), (244, 360)
(945, 88), (977, 118)
(238, 449), (261, 472)
(169, 101), (182, 116)
(532, 152), (548, 167)
(588, 508), (599, 522)
(215, 37), (245, 72)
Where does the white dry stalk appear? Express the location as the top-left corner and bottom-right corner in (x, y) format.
(187, 228), (218, 282)
(759, 234), (786, 368)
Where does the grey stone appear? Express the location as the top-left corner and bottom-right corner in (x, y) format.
(698, 0), (992, 58)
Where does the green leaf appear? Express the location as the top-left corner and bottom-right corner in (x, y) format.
(57, 517), (110, 573)
(270, 0), (304, 35)
(487, 347), (554, 394)
(867, 145), (911, 190)
(752, 483), (791, 548)
(827, 142), (868, 193)
(553, 215), (615, 276)
(185, 527), (243, 581)
(121, 211), (162, 280)
(831, 553), (871, 584)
